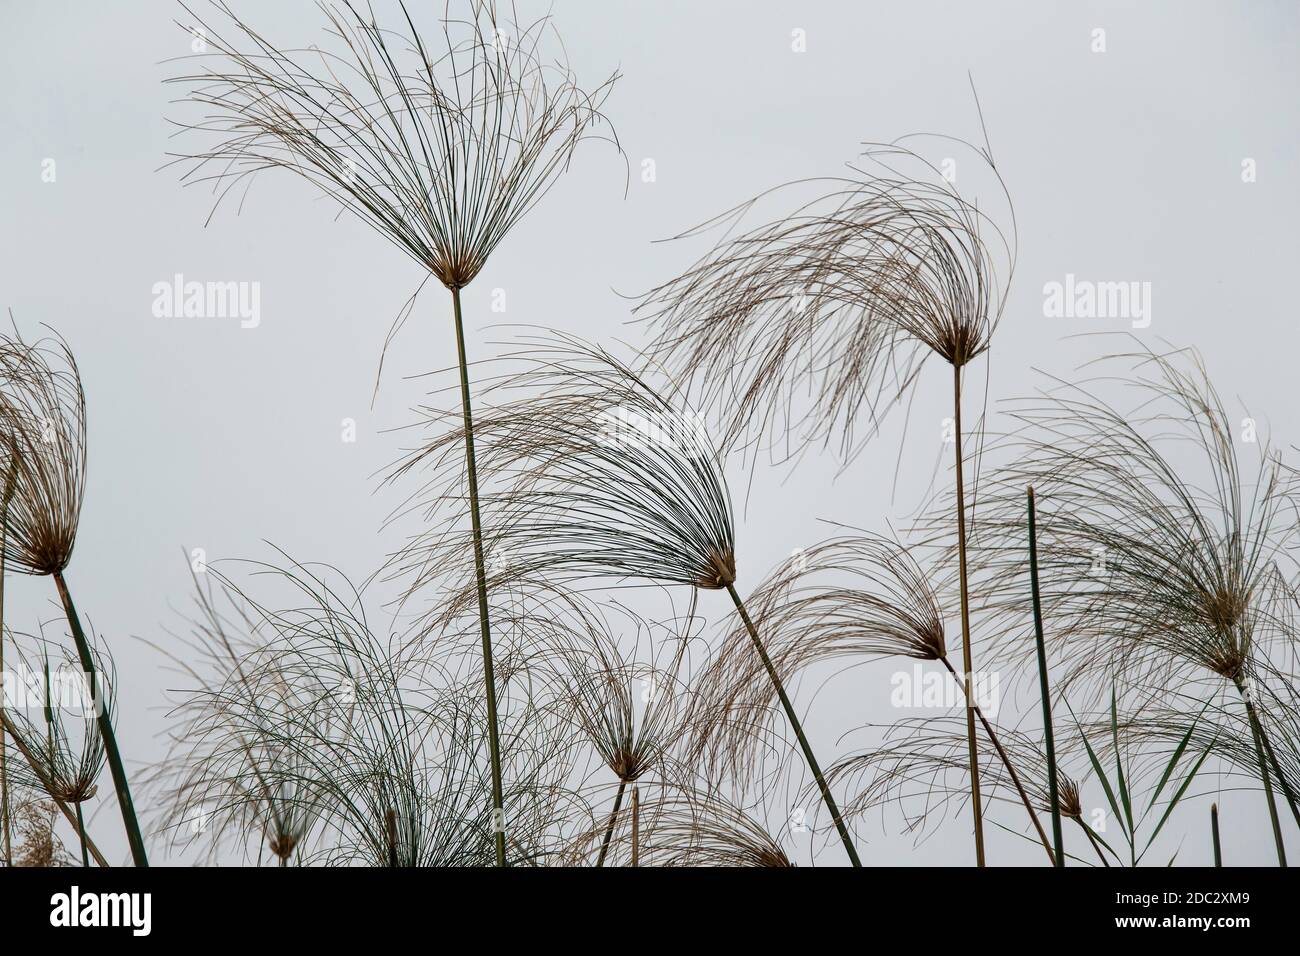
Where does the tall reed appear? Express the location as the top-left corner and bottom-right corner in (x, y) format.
(691, 535), (1053, 862)
(629, 789), (794, 868)
(1027, 487), (1063, 865)
(0, 711), (107, 866)
(1, 623), (116, 869)
(390, 334), (862, 864)
(725, 584), (861, 864)
(158, 553), (578, 866)
(1211, 803), (1222, 866)
(636, 133), (1016, 863)
(630, 785), (640, 867)
(963, 342), (1299, 865)
(169, 0), (620, 865)
(560, 612), (690, 867)
(0, 328), (147, 866)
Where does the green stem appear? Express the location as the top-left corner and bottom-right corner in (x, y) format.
(952, 364), (985, 866)
(725, 582), (861, 866)
(386, 807), (398, 868)
(1075, 816), (1111, 867)
(449, 286), (506, 868)
(939, 656), (1055, 864)
(1027, 487), (1063, 866)
(52, 571), (148, 867)
(75, 801), (89, 868)
(595, 778), (626, 867)
(1211, 803), (1222, 867)
(1255, 713), (1300, 832)
(630, 784), (640, 868)
(1234, 680), (1285, 866)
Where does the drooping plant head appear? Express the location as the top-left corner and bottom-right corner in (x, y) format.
(686, 534), (946, 790)
(3, 632), (109, 806)
(387, 332), (737, 598)
(954, 340), (1300, 700)
(155, 551), (571, 866)
(255, 757), (317, 865)
(153, 565), (332, 863)
(626, 787), (794, 868)
(553, 595), (697, 788)
(446, 577), (699, 783)
(0, 326), (87, 577)
(415, 571), (600, 707)
(825, 717), (1069, 845)
(170, 0), (621, 290)
(634, 136), (1015, 462)
(752, 534), (948, 662)
(202, 737), (320, 866)
(415, 574), (702, 861)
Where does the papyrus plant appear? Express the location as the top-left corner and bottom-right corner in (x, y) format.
(2, 636), (111, 867)
(0, 328), (148, 866)
(635, 136), (1016, 863)
(169, 0), (619, 865)
(963, 343), (1300, 865)
(390, 334), (862, 864)
(687, 534), (1056, 863)
(157, 552), (575, 866)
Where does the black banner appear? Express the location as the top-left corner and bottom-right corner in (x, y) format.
(0, 866), (1283, 942)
